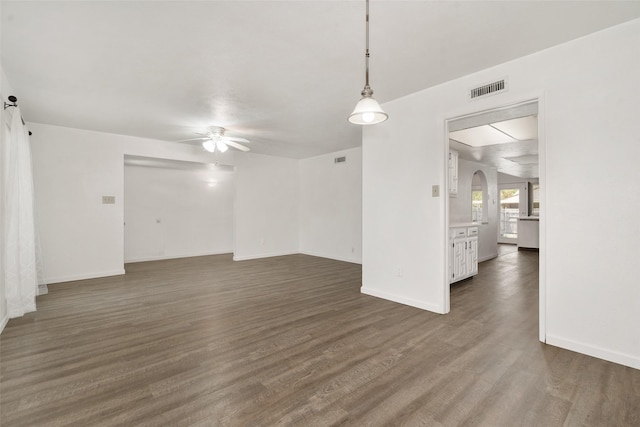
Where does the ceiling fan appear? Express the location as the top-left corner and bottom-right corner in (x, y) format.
(178, 126), (250, 153)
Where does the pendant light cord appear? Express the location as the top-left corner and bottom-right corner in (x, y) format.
(348, 0), (387, 125)
(365, 0), (370, 89)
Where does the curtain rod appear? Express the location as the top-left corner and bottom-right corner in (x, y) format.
(4, 95), (33, 135)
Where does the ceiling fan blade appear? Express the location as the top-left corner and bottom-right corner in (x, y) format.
(223, 139), (250, 152)
(176, 137), (209, 143)
(224, 136), (250, 144)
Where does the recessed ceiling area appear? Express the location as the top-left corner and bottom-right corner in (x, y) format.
(492, 116), (538, 141)
(449, 113), (539, 179)
(449, 115), (538, 148)
(449, 125), (516, 147)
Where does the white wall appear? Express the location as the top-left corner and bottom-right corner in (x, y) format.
(124, 162), (233, 262)
(29, 123), (234, 283)
(362, 104), (445, 313)
(233, 153), (299, 260)
(299, 147), (362, 264)
(29, 123), (357, 283)
(30, 125), (126, 283)
(363, 19), (640, 369)
(450, 158), (498, 262)
(0, 62), (11, 332)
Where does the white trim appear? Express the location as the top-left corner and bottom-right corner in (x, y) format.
(478, 253), (498, 263)
(299, 251), (362, 265)
(439, 115), (450, 314)
(0, 314), (8, 335)
(360, 287), (445, 314)
(537, 93), (547, 343)
(442, 91), (547, 342)
(46, 269), (125, 284)
(233, 251), (298, 261)
(546, 334), (640, 370)
(124, 250), (232, 264)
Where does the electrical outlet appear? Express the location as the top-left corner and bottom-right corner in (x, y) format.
(432, 185), (440, 197)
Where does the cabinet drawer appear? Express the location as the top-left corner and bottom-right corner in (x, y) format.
(467, 227), (479, 237)
(450, 228), (467, 239)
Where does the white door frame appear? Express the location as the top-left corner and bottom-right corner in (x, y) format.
(443, 93), (547, 343)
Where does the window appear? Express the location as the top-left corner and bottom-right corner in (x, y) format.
(471, 171), (486, 222)
(472, 189), (483, 222)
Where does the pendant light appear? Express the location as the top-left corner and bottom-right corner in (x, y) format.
(348, 0), (388, 125)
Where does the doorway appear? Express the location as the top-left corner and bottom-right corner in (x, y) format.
(444, 98), (545, 341)
(498, 184), (524, 244)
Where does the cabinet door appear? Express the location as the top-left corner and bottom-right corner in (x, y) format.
(452, 239), (466, 281)
(467, 238), (478, 276)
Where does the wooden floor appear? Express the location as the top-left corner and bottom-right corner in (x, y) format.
(1, 252), (638, 426)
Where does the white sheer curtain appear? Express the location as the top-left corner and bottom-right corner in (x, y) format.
(2, 106), (38, 317)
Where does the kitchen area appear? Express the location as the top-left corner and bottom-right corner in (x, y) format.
(448, 101), (540, 284)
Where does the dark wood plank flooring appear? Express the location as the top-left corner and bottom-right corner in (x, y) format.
(1, 252), (638, 426)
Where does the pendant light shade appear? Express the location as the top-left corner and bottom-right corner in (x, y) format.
(349, 88), (388, 125)
(348, 0), (387, 125)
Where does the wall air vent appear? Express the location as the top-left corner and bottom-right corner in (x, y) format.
(469, 79), (507, 100)
(334, 156), (346, 164)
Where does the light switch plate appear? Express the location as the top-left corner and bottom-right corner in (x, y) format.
(432, 185), (440, 197)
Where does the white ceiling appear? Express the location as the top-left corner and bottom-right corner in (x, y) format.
(450, 114), (539, 179)
(2, 1), (640, 159)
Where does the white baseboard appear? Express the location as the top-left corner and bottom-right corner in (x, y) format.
(299, 251), (362, 265)
(46, 269), (126, 285)
(546, 334), (640, 370)
(0, 314), (8, 335)
(233, 251), (298, 261)
(360, 286), (445, 314)
(479, 252), (498, 263)
(125, 251), (232, 264)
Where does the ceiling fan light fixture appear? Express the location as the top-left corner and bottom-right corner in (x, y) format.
(216, 141), (229, 152)
(202, 140), (215, 152)
(349, 0), (387, 126)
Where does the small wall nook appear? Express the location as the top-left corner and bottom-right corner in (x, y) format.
(448, 149), (458, 196)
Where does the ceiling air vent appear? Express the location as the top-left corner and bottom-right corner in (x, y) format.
(334, 156), (346, 164)
(469, 79), (507, 100)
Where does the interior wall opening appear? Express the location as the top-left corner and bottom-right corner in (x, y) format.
(123, 155), (234, 264)
(446, 100), (540, 312)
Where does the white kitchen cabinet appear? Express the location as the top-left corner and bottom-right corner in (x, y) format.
(448, 149), (459, 196)
(449, 225), (479, 283)
(518, 217), (539, 249)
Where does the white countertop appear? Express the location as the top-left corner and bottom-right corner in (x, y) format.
(450, 222), (481, 227)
